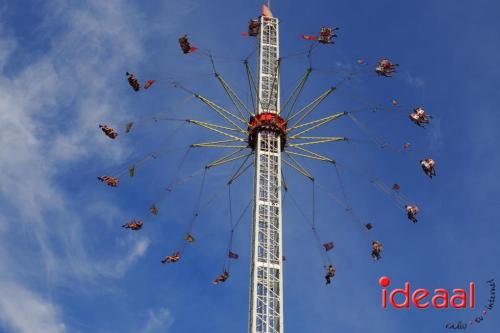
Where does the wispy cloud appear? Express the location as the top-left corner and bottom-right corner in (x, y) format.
(0, 282), (66, 333)
(100, 237), (151, 279)
(0, 0), (158, 330)
(0, 0), (146, 280)
(141, 308), (174, 333)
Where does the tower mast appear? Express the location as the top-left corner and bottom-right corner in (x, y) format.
(249, 6), (284, 333)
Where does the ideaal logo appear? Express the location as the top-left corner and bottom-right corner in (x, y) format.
(378, 276), (495, 329)
(378, 276), (475, 309)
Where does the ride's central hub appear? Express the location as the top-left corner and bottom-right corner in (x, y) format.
(248, 112), (287, 151)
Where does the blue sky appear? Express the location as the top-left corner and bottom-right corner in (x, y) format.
(0, 0), (499, 332)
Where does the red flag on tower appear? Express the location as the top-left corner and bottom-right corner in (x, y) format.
(262, 4), (273, 17)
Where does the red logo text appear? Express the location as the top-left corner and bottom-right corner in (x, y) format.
(379, 276), (475, 309)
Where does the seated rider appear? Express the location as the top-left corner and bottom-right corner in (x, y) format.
(213, 271), (229, 285)
(248, 19), (260, 36)
(325, 264), (336, 284)
(126, 72), (140, 91)
(178, 35), (192, 54)
(420, 158), (436, 178)
(371, 241), (382, 260)
(122, 220), (143, 230)
(162, 251), (181, 264)
(409, 107), (431, 126)
(405, 205), (419, 223)
(318, 27), (338, 44)
(376, 59), (398, 77)
(98, 175), (119, 187)
(99, 124), (118, 139)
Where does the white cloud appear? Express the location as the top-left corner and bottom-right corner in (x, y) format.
(0, 0), (151, 278)
(0, 282), (66, 333)
(141, 308), (174, 333)
(99, 237), (151, 279)
(0, 0), (161, 330)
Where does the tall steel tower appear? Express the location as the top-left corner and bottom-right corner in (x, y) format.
(248, 6), (284, 333)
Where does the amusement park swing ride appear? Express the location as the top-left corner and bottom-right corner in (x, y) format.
(97, 3), (435, 333)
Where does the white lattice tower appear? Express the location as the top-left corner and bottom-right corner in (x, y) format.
(249, 11), (284, 333)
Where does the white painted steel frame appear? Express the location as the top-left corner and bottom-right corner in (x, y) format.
(249, 14), (284, 333)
